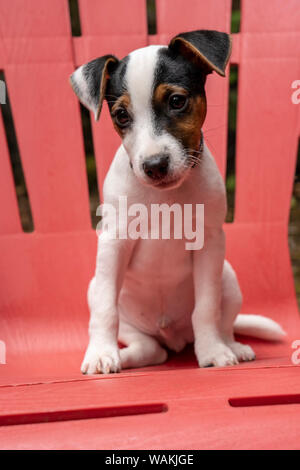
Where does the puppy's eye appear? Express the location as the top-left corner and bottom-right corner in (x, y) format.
(169, 94), (188, 111)
(115, 109), (131, 128)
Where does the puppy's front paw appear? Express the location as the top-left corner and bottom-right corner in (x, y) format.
(195, 341), (238, 368)
(227, 341), (256, 362)
(81, 342), (121, 375)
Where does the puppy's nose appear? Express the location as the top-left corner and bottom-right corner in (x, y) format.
(143, 154), (169, 180)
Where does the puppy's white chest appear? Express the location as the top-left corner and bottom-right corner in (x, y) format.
(118, 238), (195, 350)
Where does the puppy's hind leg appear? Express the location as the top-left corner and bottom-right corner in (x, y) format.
(221, 261), (255, 362)
(119, 321), (168, 369)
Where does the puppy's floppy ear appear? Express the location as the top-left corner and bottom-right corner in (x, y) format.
(70, 55), (118, 121)
(169, 30), (232, 77)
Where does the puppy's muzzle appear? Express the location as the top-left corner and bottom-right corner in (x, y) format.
(142, 154), (170, 181)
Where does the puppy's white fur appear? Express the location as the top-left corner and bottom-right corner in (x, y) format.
(123, 46), (191, 186)
(80, 46), (285, 374)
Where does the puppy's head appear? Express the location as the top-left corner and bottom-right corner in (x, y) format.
(70, 30), (231, 190)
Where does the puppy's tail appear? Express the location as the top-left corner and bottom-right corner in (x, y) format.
(233, 314), (286, 341)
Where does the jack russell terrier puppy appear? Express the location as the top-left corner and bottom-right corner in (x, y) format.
(70, 30), (285, 374)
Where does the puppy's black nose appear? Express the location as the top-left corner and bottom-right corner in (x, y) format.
(143, 154), (169, 180)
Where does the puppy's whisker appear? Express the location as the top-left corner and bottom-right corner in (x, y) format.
(185, 154), (203, 167)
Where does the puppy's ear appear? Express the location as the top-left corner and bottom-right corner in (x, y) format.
(70, 55), (119, 121)
(169, 30), (231, 77)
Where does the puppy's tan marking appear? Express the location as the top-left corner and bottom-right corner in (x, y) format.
(111, 93), (131, 136)
(111, 93), (131, 114)
(154, 84), (188, 102)
(153, 83), (206, 153)
(173, 94), (206, 152)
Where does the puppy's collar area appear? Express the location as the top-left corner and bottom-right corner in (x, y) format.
(191, 130), (204, 168)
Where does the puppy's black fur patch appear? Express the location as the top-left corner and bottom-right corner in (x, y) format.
(149, 30), (231, 156)
(105, 57), (129, 110)
(155, 47), (207, 93)
(151, 47), (207, 154)
(81, 55), (118, 117)
(169, 30), (232, 77)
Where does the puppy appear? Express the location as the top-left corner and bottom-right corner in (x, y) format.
(70, 30), (285, 374)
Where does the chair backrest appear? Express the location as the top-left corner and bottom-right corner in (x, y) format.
(0, 0), (299, 364)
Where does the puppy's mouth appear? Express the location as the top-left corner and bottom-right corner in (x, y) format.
(138, 165), (192, 190)
(153, 177), (184, 190)
(137, 171), (185, 190)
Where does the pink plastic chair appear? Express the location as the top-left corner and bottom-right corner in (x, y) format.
(0, 0), (299, 449)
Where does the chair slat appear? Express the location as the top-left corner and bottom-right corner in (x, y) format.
(241, 0), (300, 33)
(235, 0), (300, 223)
(235, 52), (299, 223)
(0, 0), (71, 37)
(0, 0), (91, 232)
(156, 0), (232, 34)
(78, 0), (148, 36)
(5, 63), (91, 232)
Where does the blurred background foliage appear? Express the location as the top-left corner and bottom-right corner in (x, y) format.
(1, 0), (299, 306)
